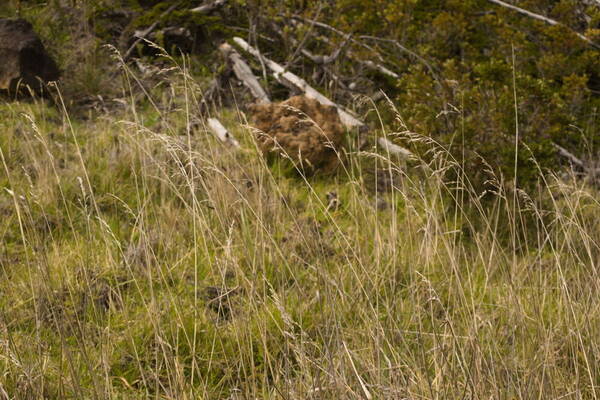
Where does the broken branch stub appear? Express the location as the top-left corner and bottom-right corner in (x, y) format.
(219, 42), (270, 104)
(208, 118), (239, 147)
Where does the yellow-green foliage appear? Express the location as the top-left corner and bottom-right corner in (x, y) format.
(262, 0), (600, 185)
(7, 0), (600, 184)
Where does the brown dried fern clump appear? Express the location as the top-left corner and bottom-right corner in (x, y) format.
(248, 96), (346, 173)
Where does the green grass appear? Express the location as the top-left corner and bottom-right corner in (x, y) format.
(1, 55), (600, 399)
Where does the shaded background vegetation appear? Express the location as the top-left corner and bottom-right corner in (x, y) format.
(5, 0), (600, 185)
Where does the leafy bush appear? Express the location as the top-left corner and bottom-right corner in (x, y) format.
(262, 0), (600, 186)
(7, 0), (600, 186)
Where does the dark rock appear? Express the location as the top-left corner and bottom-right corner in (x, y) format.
(0, 18), (60, 94)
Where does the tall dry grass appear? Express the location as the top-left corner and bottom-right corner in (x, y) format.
(0, 50), (599, 399)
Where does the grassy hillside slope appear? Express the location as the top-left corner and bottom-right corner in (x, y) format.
(1, 1), (600, 399)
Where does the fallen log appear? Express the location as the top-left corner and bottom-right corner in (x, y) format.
(233, 37), (364, 130)
(232, 37), (414, 158)
(287, 18), (400, 80)
(219, 42), (270, 104)
(208, 118), (239, 147)
(318, 34), (400, 80)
